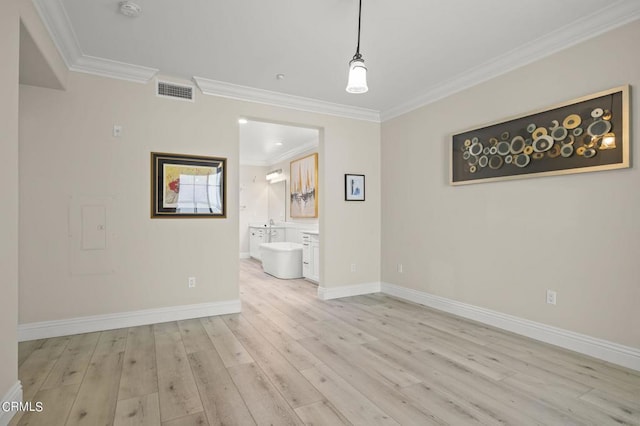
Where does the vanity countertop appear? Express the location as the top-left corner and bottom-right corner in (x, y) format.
(302, 230), (319, 235)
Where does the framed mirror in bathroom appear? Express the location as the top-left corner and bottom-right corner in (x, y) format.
(268, 180), (286, 222)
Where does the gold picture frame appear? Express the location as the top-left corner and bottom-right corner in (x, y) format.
(151, 152), (226, 218)
(290, 153), (318, 218)
(450, 85), (630, 185)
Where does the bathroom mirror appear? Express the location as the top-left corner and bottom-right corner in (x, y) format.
(268, 180), (286, 222)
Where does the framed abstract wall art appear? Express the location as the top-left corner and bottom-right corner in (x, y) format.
(290, 153), (318, 218)
(151, 152), (226, 218)
(450, 86), (629, 185)
(345, 174), (365, 201)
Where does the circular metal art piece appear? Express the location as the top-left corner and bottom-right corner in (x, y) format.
(469, 142), (483, 156)
(563, 114), (582, 129)
(591, 107), (604, 118)
(532, 152), (544, 160)
(587, 120), (612, 138)
(496, 141), (511, 155)
(483, 147), (490, 155)
(489, 146), (498, 155)
(462, 151), (471, 160)
(468, 155), (478, 166)
(584, 148), (597, 158)
(532, 127), (548, 139)
(489, 155), (503, 170)
(464, 139), (472, 147)
(505, 155), (513, 164)
(514, 154), (531, 168)
(550, 120), (560, 129)
(603, 110), (612, 121)
(526, 123), (536, 133)
(562, 134), (575, 145)
(523, 145), (534, 155)
(500, 131), (510, 141)
(573, 127), (584, 137)
(469, 165), (477, 173)
(576, 146), (586, 156)
(560, 144), (574, 158)
(550, 126), (568, 141)
(547, 144), (561, 158)
(525, 138), (533, 146)
(489, 137), (499, 145)
(533, 135), (554, 152)
(478, 155), (489, 168)
(583, 135), (596, 148)
(472, 136), (479, 144)
(510, 136), (525, 154)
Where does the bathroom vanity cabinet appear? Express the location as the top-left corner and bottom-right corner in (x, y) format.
(302, 231), (319, 283)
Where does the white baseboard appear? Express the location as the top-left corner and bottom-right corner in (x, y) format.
(0, 381), (22, 426)
(317, 282), (381, 300)
(18, 300), (241, 341)
(239, 252), (250, 259)
(381, 282), (640, 371)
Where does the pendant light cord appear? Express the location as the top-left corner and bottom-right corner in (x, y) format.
(354, 0), (363, 59)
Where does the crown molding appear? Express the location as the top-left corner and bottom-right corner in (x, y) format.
(194, 76), (381, 123)
(32, 0), (640, 119)
(71, 55), (158, 84)
(32, 0), (158, 84)
(269, 140), (318, 166)
(240, 141), (318, 167)
(380, 0), (640, 121)
(32, 0), (81, 67)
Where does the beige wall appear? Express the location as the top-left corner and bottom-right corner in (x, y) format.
(239, 164), (268, 254)
(19, 0), (67, 90)
(381, 21), (640, 348)
(0, 0), (19, 403)
(19, 72), (381, 324)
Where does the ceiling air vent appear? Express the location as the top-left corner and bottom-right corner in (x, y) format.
(156, 80), (194, 102)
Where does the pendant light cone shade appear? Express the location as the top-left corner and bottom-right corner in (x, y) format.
(346, 0), (368, 94)
(346, 57), (368, 93)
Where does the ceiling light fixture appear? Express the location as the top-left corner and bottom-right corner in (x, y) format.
(346, 0), (368, 94)
(266, 169), (284, 182)
(119, 1), (142, 18)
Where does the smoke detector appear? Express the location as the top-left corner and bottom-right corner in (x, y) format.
(119, 1), (142, 17)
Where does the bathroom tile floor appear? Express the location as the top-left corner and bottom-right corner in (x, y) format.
(12, 259), (640, 425)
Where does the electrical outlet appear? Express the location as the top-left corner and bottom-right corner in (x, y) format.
(397, 264), (404, 273)
(546, 289), (557, 305)
(188, 277), (196, 288)
(113, 125), (122, 137)
(350, 263), (357, 273)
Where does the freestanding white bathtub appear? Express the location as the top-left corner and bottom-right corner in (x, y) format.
(259, 242), (303, 279)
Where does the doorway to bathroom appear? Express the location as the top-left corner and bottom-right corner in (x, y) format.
(238, 118), (320, 290)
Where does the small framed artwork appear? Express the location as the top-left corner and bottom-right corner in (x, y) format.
(290, 153), (318, 218)
(450, 85), (629, 185)
(345, 174), (365, 201)
(151, 152), (226, 218)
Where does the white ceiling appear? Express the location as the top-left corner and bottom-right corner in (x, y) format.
(239, 120), (319, 166)
(35, 0), (640, 122)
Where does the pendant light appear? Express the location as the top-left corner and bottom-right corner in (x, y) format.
(346, 0), (368, 94)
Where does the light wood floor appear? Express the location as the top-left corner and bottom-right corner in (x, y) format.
(12, 259), (640, 425)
